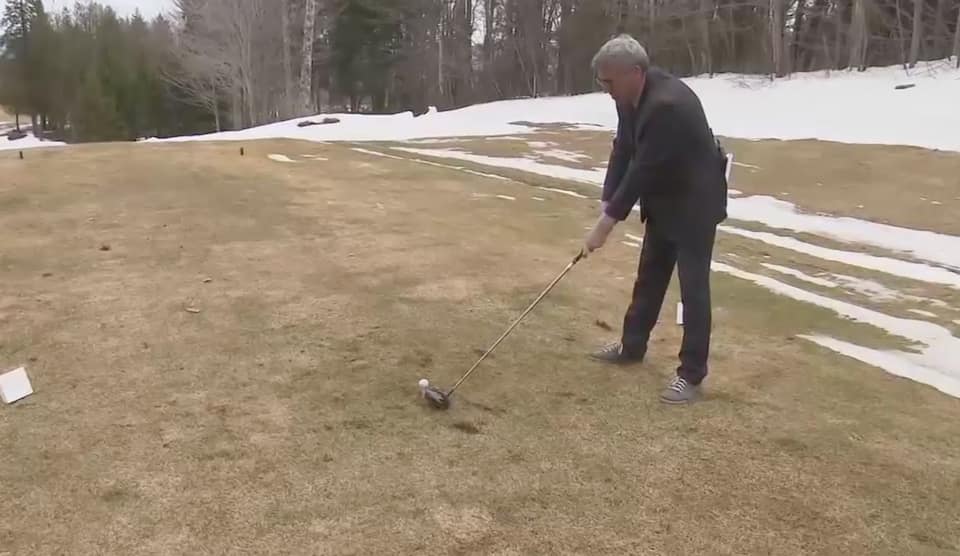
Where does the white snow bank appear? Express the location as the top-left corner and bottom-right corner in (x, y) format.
(144, 59), (960, 152)
(0, 132), (65, 151)
(715, 262), (960, 399)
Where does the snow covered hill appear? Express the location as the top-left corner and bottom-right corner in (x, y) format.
(143, 59), (960, 153)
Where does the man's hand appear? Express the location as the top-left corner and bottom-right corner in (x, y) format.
(584, 212), (618, 255)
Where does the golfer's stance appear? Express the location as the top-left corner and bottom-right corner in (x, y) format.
(583, 34), (729, 404)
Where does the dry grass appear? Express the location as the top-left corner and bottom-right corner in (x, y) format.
(1, 139), (959, 554)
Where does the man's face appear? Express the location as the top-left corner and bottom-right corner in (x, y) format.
(596, 63), (645, 106)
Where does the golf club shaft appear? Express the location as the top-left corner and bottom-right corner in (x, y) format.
(447, 250), (584, 395)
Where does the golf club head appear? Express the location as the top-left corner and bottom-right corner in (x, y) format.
(421, 386), (451, 410)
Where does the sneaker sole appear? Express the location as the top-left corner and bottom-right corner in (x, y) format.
(659, 390), (702, 404)
(659, 396), (695, 404)
(587, 354), (644, 365)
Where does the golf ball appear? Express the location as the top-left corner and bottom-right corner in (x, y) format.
(418, 378), (429, 389)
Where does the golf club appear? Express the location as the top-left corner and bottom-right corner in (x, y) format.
(419, 248), (586, 410)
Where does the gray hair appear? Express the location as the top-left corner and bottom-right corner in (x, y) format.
(591, 34), (650, 73)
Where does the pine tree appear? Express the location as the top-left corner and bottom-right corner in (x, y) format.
(0, 0), (41, 130)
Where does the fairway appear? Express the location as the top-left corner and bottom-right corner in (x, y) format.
(1, 138), (959, 554)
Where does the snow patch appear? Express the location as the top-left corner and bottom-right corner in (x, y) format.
(729, 196), (960, 272)
(762, 263), (838, 288)
(268, 154), (296, 163)
(908, 309), (938, 318)
(392, 147), (607, 185)
(721, 226), (960, 289)
(0, 133), (65, 152)
(535, 148), (592, 163)
(352, 147), (510, 181)
(536, 186), (588, 199)
(714, 262), (960, 399)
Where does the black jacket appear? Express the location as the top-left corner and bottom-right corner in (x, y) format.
(601, 67), (728, 240)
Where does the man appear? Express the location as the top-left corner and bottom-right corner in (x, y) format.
(582, 34), (729, 405)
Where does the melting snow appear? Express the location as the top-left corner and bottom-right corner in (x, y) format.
(0, 133), (65, 151)
(535, 148), (592, 163)
(536, 186), (588, 199)
(728, 196), (960, 272)
(392, 147), (607, 185)
(721, 226), (960, 289)
(762, 263), (838, 288)
(909, 309), (938, 318)
(268, 154), (296, 162)
(715, 262), (960, 399)
(352, 147), (510, 181)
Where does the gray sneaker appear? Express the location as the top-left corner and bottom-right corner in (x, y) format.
(659, 376), (701, 404)
(589, 342), (644, 365)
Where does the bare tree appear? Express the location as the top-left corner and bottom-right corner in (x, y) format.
(849, 0), (869, 70)
(909, 0), (923, 66)
(164, 0), (235, 130)
(771, 0), (787, 75)
(953, 2), (960, 66)
(299, 0), (317, 115)
(281, 0), (293, 118)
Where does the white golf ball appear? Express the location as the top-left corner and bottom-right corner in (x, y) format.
(418, 378), (429, 389)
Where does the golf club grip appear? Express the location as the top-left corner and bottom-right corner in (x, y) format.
(448, 254), (582, 394)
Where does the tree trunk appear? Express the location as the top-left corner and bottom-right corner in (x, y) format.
(771, 0), (786, 76)
(281, 0), (292, 117)
(953, 3), (960, 67)
(483, 0), (499, 98)
(558, 0), (572, 93)
(616, 0), (629, 32)
(212, 84), (221, 132)
(848, 0), (868, 70)
(438, 22), (444, 98)
(700, 0), (713, 75)
(934, 0), (946, 57)
(649, 0), (656, 51)
(897, 0), (908, 66)
(909, 0), (922, 66)
(792, 0), (807, 71)
(299, 0), (317, 115)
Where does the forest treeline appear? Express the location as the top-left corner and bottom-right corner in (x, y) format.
(1, 0), (957, 142)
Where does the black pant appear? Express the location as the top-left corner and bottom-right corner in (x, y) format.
(620, 222), (717, 384)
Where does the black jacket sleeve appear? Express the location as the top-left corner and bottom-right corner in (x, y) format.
(604, 104), (684, 221)
(601, 109), (631, 203)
